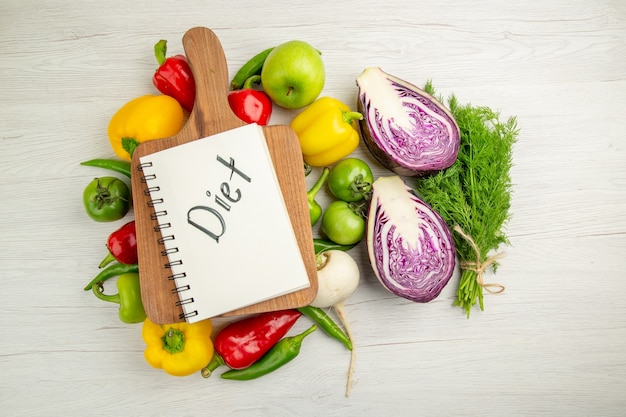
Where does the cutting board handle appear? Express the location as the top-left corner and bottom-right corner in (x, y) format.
(180, 27), (244, 138)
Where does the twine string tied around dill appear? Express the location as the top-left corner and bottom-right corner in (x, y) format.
(453, 225), (506, 294)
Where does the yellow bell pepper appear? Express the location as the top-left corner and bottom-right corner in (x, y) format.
(142, 317), (214, 377)
(290, 96), (363, 167)
(107, 95), (184, 161)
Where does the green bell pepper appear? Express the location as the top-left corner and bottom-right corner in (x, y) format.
(92, 272), (147, 324)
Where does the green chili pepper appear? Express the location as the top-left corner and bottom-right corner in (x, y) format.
(84, 262), (139, 291)
(297, 305), (352, 351)
(313, 238), (357, 255)
(92, 272), (147, 324)
(229, 47), (275, 91)
(307, 167), (330, 226)
(220, 324), (317, 381)
(80, 159), (132, 178)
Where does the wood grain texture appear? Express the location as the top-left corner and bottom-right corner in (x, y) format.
(131, 27), (317, 324)
(1, 1), (625, 416)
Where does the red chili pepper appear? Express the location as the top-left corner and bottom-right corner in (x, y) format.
(227, 75), (272, 125)
(201, 309), (302, 377)
(152, 39), (196, 112)
(99, 220), (138, 268)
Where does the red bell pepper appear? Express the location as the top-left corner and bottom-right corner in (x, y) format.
(152, 39), (196, 112)
(201, 309), (302, 377)
(227, 75), (272, 125)
(99, 220), (138, 268)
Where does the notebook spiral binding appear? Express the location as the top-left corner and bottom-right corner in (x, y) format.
(138, 161), (198, 320)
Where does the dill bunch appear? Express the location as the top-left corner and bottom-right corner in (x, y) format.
(416, 82), (518, 317)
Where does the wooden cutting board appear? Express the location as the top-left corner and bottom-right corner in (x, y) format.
(130, 26), (318, 324)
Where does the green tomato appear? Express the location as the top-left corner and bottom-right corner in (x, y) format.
(327, 158), (374, 202)
(321, 200), (365, 245)
(83, 176), (131, 222)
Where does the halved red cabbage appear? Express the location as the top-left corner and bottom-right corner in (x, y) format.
(366, 176), (455, 302)
(356, 67), (460, 176)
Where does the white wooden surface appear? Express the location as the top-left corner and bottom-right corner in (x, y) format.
(1, 1), (625, 416)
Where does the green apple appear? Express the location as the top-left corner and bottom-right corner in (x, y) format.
(261, 40), (325, 110)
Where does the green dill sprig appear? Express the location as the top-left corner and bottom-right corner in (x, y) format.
(416, 82), (518, 317)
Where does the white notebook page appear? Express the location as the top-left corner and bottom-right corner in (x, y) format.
(140, 123), (310, 322)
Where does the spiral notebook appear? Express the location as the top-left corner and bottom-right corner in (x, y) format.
(139, 123), (311, 323)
